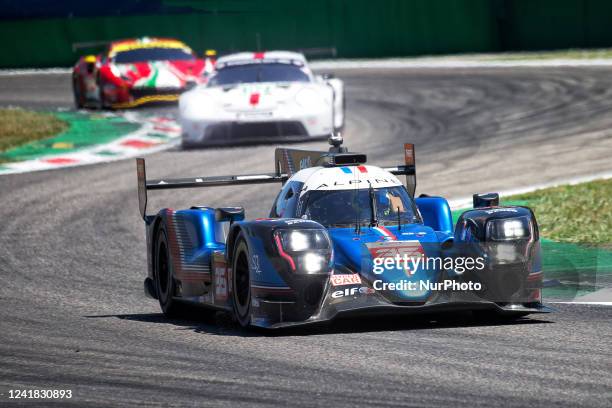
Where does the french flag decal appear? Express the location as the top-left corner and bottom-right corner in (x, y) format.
(374, 226), (397, 241)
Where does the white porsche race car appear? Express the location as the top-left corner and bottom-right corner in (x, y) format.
(179, 51), (344, 147)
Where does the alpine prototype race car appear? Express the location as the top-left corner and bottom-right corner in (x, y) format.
(178, 51), (344, 147)
(136, 136), (551, 329)
(72, 37), (216, 109)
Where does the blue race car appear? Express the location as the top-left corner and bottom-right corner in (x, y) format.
(136, 136), (550, 328)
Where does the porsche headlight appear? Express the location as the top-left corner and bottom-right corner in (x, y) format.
(486, 217), (530, 241)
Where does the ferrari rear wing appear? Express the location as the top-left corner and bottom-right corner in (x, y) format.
(72, 40), (110, 52)
(137, 143), (416, 220)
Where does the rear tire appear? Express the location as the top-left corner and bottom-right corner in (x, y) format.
(231, 233), (252, 327)
(154, 222), (181, 317)
(72, 77), (83, 109)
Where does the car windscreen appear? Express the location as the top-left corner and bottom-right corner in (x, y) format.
(113, 47), (194, 64)
(298, 186), (421, 227)
(208, 63), (310, 86)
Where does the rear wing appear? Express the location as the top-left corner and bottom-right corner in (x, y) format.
(136, 158), (285, 220)
(136, 143), (416, 220)
(72, 40), (110, 53)
(295, 47), (338, 59)
(274, 143), (416, 194)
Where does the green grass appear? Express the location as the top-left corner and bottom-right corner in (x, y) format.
(0, 108), (68, 162)
(475, 48), (612, 61)
(506, 179), (612, 245)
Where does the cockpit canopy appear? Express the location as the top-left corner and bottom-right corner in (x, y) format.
(270, 168), (421, 228)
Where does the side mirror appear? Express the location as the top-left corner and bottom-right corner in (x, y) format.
(321, 73), (335, 80)
(473, 193), (500, 208)
(215, 207), (245, 224)
(185, 80), (197, 91)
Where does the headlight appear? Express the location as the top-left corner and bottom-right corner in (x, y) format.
(276, 229), (330, 252)
(295, 89), (321, 108)
(486, 217), (530, 241)
(109, 64), (122, 79)
(274, 229), (331, 273)
(109, 64), (132, 81)
(303, 253), (327, 273)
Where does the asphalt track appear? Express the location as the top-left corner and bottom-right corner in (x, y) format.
(1, 67), (611, 407)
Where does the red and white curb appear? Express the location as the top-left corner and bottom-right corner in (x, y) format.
(0, 113), (181, 175)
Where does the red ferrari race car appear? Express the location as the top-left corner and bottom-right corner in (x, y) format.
(72, 37), (216, 109)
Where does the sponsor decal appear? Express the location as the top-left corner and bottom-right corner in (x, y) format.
(330, 274), (362, 286)
(215, 266), (227, 301)
(299, 156), (312, 170)
(485, 208), (518, 214)
(366, 241), (424, 276)
(331, 286), (375, 298)
(251, 254), (262, 274)
(284, 219), (315, 225)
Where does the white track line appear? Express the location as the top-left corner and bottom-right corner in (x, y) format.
(0, 113), (180, 176)
(0, 68), (71, 76)
(548, 301), (612, 306)
(311, 58), (612, 70)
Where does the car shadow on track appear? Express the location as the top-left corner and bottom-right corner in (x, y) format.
(86, 308), (553, 338)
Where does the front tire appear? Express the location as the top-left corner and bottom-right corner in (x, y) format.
(154, 222), (181, 317)
(232, 233), (251, 327)
(96, 76), (108, 110)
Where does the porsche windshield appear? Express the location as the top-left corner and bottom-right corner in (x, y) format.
(298, 186), (421, 227)
(113, 47), (194, 63)
(208, 63), (310, 86)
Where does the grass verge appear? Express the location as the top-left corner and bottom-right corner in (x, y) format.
(0, 108), (68, 162)
(475, 48), (612, 61)
(505, 178), (612, 245)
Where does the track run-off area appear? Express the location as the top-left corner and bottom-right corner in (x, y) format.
(0, 65), (611, 407)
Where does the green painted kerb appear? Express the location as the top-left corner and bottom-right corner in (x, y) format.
(0, 112), (140, 162)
